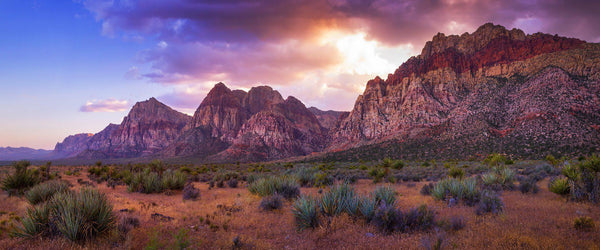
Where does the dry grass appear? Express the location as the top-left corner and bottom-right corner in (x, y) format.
(0, 166), (598, 249)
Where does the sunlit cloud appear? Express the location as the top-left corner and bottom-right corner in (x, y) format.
(80, 99), (129, 112)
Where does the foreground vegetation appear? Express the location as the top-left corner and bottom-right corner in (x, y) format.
(0, 154), (597, 248)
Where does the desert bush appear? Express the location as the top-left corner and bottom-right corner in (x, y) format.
(448, 166), (465, 179)
(182, 183), (200, 201)
(431, 178), (480, 205)
(573, 216), (595, 231)
(14, 204), (52, 237)
(518, 178), (539, 194)
(420, 183), (434, 196)
(259, 194), (283, 211)
(358, 195), (377, 222)
(319, 183), (356, 217)
(372, 202), (401, 233)
(421, 229), (446, 250)
(161, 170), (187, 190)
(372, 203), (436, 234)
(476, 190), (503, 215)
(117, 214), (140, 234)
(128, 171), (162, 193)
(548, 177), (570, 196)
(227, 178), (239, 188)
(484, 153), (508, 167)
(15, 187), (115, 242)
(25, 180), (70, 205)
(248, 176), (300, 199)
(293, 167), (333, 187)
(369, 166), (390, 183)
(438, 215), (466, 231)
(403, 205), (436, 232)
(1, 160), (40, 195)
(382, 158), (404, 170)
(216, 179), (224, 188)
(292, 195), (319, 230)
(372, 185), (396, 206)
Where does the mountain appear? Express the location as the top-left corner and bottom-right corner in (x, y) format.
(77, 98), (192, 158)
(308, 107), (348, 131)
(53, 133), (93, 158)
(329, 23), (600, 159)
(0, 147), (54, 161)
(164, 83), (328, 161)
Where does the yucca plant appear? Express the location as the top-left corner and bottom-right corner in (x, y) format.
(25, 180), (70, 205)
(549, 178), (570, 197)
(498, 167), (516, 186)
(49, 188), (115, 241)
(248, 176), (300, 199)
(1, 160), (40, 195)
(372, 185), (396, 206)
(13, 204), (51, 237)
(481, 173), (498, 186)
(319, 182), (356, 216)
(292, 195), (319, 230)
(161, 170), (187, 190)
(358, 195), (377, 222)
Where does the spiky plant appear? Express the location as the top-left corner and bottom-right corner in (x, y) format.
(319, 182), (356, 216)
(292, 195), (319, 230)
(25, 180), (70, 205)
(13, 204), (51, 237)
(1, 160), (40, 195)
(372, 185), (396, 206)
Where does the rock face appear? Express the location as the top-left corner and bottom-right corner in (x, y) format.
(53, 133), (93, 158)
(165, 83), (328, 161)
(331, 23), (600, 158)
(308, 107), (348, 131)
(78, 98), (191, 158)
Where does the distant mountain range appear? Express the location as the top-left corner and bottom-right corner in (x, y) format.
(3, 23), (599, 162)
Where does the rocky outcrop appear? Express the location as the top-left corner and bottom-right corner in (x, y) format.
(78, 98), (191, 158)
(308, 107), (348, 131)
(168, 83), (328, 161)
(53, 133), (93, 158)
(331, 23), (600, 158)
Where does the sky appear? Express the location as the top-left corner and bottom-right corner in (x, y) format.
(1, 0), (599, 150)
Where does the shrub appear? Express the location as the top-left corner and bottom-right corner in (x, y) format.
(403, 205), (436, 232)
(369, 167), (390, 183)
(117, 215), (140, 234)
(448, 166), (465, 179)
(161, 170), (187, 190)
(440, 215), (466, 231)
(14, 204), (51, 237)
(431, 178), (480, 205)
(372, 202), (401, 233)
(182, 183), (200, 201)
(372, 185), (396, 206)
(548, 177), (570, 196)
(15, 188), (115, 241)
(1, 161), (40, 195)
(421, 229), (446, 250)
(227, 178), (239, 188)
(484, 153), (507, 167)
(420, 183), (434, 195)
(319, 183), (356, 217)
(259, 194), (283, 211)
(476, 190), (503, 215)
(128, 170), (163, 194)
(248, 176), (300, 199)
(25, 180), (70, 205)
(518, 179), (539, 194)
(574, 216), (595, 231)
(358, 195), (377, 222)
(292, 196), (319, 230)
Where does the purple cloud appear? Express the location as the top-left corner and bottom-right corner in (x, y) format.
(80, 99), (129, 112)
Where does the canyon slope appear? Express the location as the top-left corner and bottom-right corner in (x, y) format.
(76, 98), (192, 158)
(329, 23), (600, 159)
(163, 83), (328, 162)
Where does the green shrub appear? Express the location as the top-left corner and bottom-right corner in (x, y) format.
(548, 178), (570, 196)
(25, 180), (70, 205)
(292, 195), (319, 230)
(248, 176), (300, 199)
(161, 170), (187, 190)
(319, 183), (356, 217)
(448, 166), (465, 179)
(259, 195), (283, 211)
(15, 188), (115, 242)
(1, 161), (40, 195)
(431, 178), (480, 205)
(476, 190), (503, 215)
(372, 185), (396, 206)
(574, 216), (595, 231)
(484, 153), (507, 167)
(128, 170), (164, 194)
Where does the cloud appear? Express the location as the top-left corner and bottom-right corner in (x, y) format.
(80, 99), (129, 112)
(124, 66), (141, 80)
(80, 0), (600, 110)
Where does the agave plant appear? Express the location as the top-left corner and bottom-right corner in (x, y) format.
(292, 195), (319, 230)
